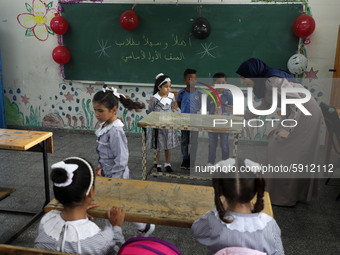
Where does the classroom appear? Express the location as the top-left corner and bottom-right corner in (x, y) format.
(0, 0), (340, 254)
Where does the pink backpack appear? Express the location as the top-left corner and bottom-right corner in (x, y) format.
(118, 237), (182, 255)
(215, 247), (267, 255)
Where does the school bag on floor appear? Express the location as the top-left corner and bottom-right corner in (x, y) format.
(118, 237), (182, 255)
(215, 247), (266, 255)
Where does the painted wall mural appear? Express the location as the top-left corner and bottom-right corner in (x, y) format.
(4, 75), (324, 139)
(17, 0), (57, 41)
(4, 82), (152, 133)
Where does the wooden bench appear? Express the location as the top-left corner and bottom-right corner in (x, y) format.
(45, 177), (273, 228)
(0, 244), (75, 255)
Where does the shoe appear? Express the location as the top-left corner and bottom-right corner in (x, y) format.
(181, 160), (190, 170)
(135, 224), (155, 237)
(165, 166), (173, 173)
(157, 166), (162, 172)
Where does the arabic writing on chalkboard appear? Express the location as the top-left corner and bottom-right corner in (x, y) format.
(94, 33), (193, 63)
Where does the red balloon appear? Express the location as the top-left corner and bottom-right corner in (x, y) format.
(52, 46), (71, 65)
(120, 10), (138, 31)
(50, 16), (68, 35)
(293, 14), (315, 38)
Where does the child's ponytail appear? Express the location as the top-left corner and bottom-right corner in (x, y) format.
(253, 177), (265, 213)
(119, 96), (145, 111)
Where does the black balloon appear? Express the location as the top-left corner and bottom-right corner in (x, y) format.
(192, 17), (211, 40)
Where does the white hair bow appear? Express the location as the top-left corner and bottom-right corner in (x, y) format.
(215, 158), (261, 174)
(51, 161), (78, 187)
(244, 159), (262, 173)
(102, 87), (126, 98)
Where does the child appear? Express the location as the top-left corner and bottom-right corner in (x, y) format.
(92, 87), (155, 237)
(176, 68), (201, 169)
(34, 157), (125, 254)
(147, 73), (180, 173)
(191, 158), (284, 255)
(207, 72), (233, 165)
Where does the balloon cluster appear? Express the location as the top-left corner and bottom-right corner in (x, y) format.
(287, 14), (315, 75)
(50, 15), (71, 65)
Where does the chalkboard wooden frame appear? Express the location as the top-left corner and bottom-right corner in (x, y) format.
(61, 3), (303, 86)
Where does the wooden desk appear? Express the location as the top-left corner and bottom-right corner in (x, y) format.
(45, 177), (273, 228)
(137, 112), (244, 180)
(0, 244), (74, 255)
(0, 129), (53, 243)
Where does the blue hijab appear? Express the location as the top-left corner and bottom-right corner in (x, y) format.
(236, 58), (297, 98)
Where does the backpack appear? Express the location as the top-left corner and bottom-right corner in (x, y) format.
(118, 237), (182, 255)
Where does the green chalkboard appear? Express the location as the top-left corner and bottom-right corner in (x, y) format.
(61, 3), (302, 85)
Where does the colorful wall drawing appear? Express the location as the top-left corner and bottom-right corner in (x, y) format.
(17, 0), (57, 41)
(4, 97), (24, 126)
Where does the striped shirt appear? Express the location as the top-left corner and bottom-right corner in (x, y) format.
(191, 209), (284, 255)
(35, 210), (125, 255)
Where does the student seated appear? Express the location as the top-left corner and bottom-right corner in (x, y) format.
(191, 158), (284, 255)
(35, 157), (125, 255)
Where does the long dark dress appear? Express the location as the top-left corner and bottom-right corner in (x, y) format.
(245, 77), (322, 206)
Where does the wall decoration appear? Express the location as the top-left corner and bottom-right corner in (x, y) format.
(17, 0), (57, 41)
(21, 94), (30, 105)
(25, 105), (41, 126)
(4, 98), (24, 126)
(86, 86), (95, 95)
(304, 67), (318, 82)
(42, 113), (64, 127)
(64, 92), (74, 102)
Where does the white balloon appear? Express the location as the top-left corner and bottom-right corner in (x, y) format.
(287, 54), (308, 75)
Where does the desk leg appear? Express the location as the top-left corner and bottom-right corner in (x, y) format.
(233, 134), (239, 167)
(4, 141), (50, 243)
(142, 128), (147, 180)
(42, 140), (50, 206)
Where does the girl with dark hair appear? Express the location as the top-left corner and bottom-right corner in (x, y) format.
(191, 158), (284, 255)
(235, 58), (322, 206)
(93, 87), (155, 237)
(93, 87), (144, 178)
(35, 157), (125, 254)
(147, 73), (180, 173)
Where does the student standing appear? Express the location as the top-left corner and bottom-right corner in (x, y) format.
(207, 72), (233, 165)
(147, 73), (180, 173)
(177, 68), (202, 169)
(93, 88), (155, 236)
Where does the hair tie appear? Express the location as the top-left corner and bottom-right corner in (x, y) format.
(64, 157), (94, 196)
(102, 87), (126, 99)
(159, 77), (171, 87)
(155, 73), (164, 79)
(51, 161), (78, 188)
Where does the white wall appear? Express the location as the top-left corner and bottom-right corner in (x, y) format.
(0, 0), (339, 142)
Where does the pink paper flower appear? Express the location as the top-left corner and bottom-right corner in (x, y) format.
(17, 0), (57, 41)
